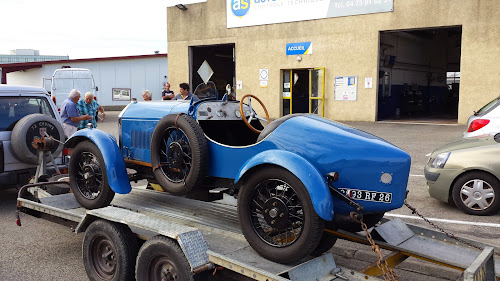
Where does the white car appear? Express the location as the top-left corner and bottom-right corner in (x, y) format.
(464, 96), (500, 138)
(0, 85), (66, 189)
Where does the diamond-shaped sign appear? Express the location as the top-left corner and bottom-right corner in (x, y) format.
(197, 60), (214, 83)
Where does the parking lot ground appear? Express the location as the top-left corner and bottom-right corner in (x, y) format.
(1, 113), (498, 281)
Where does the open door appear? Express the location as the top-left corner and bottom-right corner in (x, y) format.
(281, 68), (325, 117)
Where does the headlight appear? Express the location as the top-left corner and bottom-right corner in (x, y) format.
(428, 152), (450, 169)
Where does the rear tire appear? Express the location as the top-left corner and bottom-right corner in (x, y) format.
(69, 141), (115, 209)
(310, 221), (338, 257)
(238, 166), (324, 264)
(83, 220), (138, 281)
(136, 236), (203, 281)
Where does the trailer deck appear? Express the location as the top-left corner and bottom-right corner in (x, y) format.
(17, 186), (499, 281)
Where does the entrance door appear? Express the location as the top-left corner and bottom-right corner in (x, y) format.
(281, 68), (324, 116)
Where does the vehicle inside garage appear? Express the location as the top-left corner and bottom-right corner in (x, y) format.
(377, 26), (462, 123)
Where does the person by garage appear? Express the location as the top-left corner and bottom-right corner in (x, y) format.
(77, 92), (105, 129)
(60, 89), (92, 137)
(161, 82), (175, 100)
(173, 83), (200, 101)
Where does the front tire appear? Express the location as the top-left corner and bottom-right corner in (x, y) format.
(452, 172), (500, 216)
(69, 141), (115, 209)
(83, 220), (138, 281)
(237, 167), (324, 264)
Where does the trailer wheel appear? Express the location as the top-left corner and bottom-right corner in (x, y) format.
(69, 141), (115, 209)
(238, 166), (324, 264)
(83, 220), (138, 281)
(150, 114), (208, 195)
(136, 236), (201, 281)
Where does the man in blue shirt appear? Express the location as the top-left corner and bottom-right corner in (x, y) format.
(60, 89), (92, 137)
(77, 92), (105, 129)
(173, 83), (200, 101)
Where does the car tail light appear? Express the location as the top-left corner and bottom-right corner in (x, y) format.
(63, 148), (71, 156)
(52, 96), (56, 104)
(467, 119), (490, 132)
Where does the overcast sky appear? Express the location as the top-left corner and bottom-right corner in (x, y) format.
(0, 0), (168, 59)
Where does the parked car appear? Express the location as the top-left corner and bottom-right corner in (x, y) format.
(464, 96), (500, 138)
(425, 133), (500, 215)
(0, 85), (66, 189)
(65, 82), (411, 264)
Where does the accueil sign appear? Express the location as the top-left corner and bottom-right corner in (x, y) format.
(227, 0), (393, 28)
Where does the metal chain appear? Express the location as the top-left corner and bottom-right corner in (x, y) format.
(351, 212), (399, 281)
(404, 200), (500, 257)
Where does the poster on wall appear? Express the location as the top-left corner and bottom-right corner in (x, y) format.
(334, 76), (357, 101)
(112, 88), (131, 101)
(227, 0), (393, 28)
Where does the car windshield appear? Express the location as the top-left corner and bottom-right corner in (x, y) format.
(475, 96), (500, 116)
(193, 81), (218, 100)
(0, 96), (55, 131)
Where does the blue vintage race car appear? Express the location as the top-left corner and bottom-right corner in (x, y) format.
(65, 83), (411, 264)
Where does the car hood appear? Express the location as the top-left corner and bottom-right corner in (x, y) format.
(120, 101), (191, 119)
(431, 134), (499, 156)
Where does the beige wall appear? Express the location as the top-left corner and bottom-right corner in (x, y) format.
(168, 0), (500, 123)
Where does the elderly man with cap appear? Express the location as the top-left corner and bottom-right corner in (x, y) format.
(60, 89), (92, 137)
(76, 92), (105, 129)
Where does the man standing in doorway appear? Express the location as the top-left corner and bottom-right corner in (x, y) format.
(173, 83), (199, 101)
(60, 89), (92, 138)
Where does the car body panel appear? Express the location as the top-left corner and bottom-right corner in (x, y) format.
(425, 134), (500, 203)
(102, 99), (411, 219)
(464, 96), (500, 138)
(234, 149), (334, 220)
(66, 128), (132, 194)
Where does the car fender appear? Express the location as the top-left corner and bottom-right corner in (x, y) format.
(65, 129), (131, 194)
(235, 150), (333, 221)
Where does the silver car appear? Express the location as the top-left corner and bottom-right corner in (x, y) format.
(425, 133), (500, 215)
(0, 85), (66, 189)
(464, 96), (500, 138)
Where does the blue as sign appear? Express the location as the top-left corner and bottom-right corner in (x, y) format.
(232, 0), (250, 17)
(286, 42), (312, 55)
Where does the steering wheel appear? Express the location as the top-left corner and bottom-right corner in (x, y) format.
(239, 94), (270, 133)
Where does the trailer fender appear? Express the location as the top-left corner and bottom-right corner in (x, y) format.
(66, 129), (131, 194)
(235, 150), (334, 221)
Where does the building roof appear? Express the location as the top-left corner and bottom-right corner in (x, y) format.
(0, 53), (167, 68)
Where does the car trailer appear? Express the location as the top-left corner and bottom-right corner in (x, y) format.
(16, 182), (499, 281)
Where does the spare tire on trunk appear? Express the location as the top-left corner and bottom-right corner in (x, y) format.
(150, 114), (208, 195)
(11, 114), (64, 164)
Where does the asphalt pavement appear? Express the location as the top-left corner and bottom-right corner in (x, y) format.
(0, 112), (498, 281)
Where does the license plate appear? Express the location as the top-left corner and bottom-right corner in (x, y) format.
(338, 188), (392, 203)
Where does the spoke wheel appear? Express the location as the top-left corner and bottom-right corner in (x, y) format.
(452, 171), (500, 216)
(69, 141), (114, 209)
(250, 179), (304, 247)
(159, 127), (192, 183)
(238, 166), (324, 264)
(151, 114), (208, 195)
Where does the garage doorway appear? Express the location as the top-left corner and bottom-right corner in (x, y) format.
(281, 68), (324, 116)
(377, 26), (462, 123)
(189, 44), (235, 98)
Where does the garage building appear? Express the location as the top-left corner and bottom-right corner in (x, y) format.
(166, 0), (499, 124)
